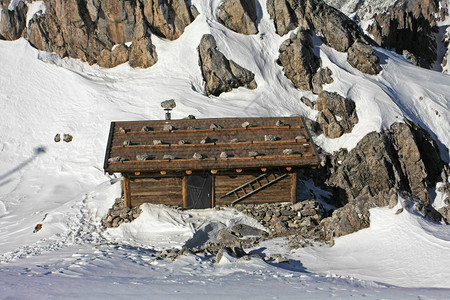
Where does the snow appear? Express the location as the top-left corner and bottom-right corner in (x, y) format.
(294, 199), (450, 288)
(26, 1), (45, 25)
(0, 0), (449, 297)
(107, 204), (266, 250)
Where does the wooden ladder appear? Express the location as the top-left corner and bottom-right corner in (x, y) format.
(220, 173), (289, 205)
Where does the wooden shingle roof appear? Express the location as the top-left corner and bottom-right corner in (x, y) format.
(103, 116), (320, 173)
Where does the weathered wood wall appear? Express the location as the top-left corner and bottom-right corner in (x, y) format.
(214, 173), (293, 206)
(129, 176), (183, 207)
(125, 171), (296, 208)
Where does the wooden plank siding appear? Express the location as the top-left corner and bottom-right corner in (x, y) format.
(214, 173), (293, 206)
(129, 176), (183, 207)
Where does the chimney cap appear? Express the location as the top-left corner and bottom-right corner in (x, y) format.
(161, 99), (176, 110)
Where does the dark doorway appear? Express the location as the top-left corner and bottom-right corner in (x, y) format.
(186, 173), (212, 209)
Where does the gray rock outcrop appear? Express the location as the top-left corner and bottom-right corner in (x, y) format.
(278, 30), (320, 91)
(319, 121), (446, 240)
(311, 67), (333, 94)
(218, 0), (258, 35)
(347, 40), (382, 75)
(198, 34), (257, 96)
(102, 198), (142, 228)
(23, 0), (196, 68)
(308, 1), (365, 52)
(141, 0), (196, 40)
(315, 91), (358, 138)
(367, 0), (439, 68)
(266, 0), (310, 36)
(267, 0), (366, 52)
(0, 0), (28, 40)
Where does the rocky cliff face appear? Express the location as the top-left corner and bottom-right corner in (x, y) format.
(25, 0), (196, 68)
(268, 0), (381, 92)
(367, 0), (439, 68)
(0, 0), (27, 40)
(319, 120), (446, 240)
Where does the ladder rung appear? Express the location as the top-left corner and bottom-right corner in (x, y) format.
(232, 173), (289, 205)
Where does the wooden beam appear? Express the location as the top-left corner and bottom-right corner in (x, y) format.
(182, 174), (188, 209)
(290, 172), (297, 203)
(211, 175), (216, 208)
(123, 174), (131, 207)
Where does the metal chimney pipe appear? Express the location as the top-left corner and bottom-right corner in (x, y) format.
(161, 99), (176, 120)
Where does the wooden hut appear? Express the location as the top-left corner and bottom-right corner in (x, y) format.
(103, 116), (320, 209)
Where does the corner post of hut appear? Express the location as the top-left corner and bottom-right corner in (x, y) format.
(123, 173), (131, 207)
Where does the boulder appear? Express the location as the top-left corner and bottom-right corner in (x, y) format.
(278, 30), (320, 91)
(312, 67), (333, 94)
(198, 34), (257, 96)
(218, 0), (258, 35)
(300, 96), (315, 109)
(308, 1), (365, 52)
(347, 40), (382, 75)
(230, 224), (267, 237)
(216, 229), (241, 248)
(315, 91), (358, 138)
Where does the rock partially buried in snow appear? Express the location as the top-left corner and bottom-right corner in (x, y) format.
(63, 134), (73, 143)
(347, 40), (382, 75)
(54, 133), (61, 142)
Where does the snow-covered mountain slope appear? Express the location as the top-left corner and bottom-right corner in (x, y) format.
(323, 0), (397, 16)
(0, 0), (449, 297)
